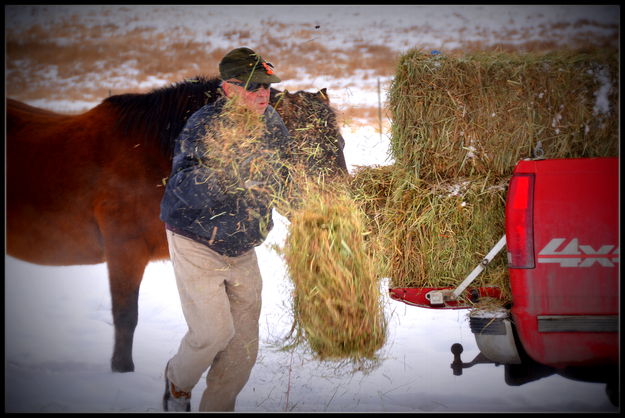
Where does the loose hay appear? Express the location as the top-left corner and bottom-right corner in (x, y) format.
(197, 97), (287, 205)
(271, 90), (388, 363)
(272, 89), (346, 180)
(281, 181), (387, 362)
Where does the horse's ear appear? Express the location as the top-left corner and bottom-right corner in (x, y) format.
(317, 88), (329, 103)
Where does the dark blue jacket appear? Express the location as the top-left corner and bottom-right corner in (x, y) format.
(160, 98), (291, 257)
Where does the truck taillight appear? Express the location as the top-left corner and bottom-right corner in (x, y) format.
(505, 173), (535, 268)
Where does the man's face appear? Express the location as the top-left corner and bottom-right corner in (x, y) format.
(223, 79), (271, 115)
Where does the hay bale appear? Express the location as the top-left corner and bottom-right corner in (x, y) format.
(351, 49), (619, 301)
(351, 166), (511, 302)
(349, 164), (396, 241)
(389, 49), (618, 180)
(281, 181), (387, 361)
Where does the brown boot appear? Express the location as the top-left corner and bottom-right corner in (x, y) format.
(163, 362), (191, 412)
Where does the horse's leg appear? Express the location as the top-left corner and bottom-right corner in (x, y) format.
(105, 241), (150, 373)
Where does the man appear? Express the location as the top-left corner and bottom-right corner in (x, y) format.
(159, 47), (290, 412)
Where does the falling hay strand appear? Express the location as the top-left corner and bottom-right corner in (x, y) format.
(281, 180), (387, 362)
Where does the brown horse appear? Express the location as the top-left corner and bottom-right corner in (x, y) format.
(6, 76), (347, 373)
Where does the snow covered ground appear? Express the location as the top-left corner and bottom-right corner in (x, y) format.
(4, 5), (619, 413)
(5, 224), (618, 413)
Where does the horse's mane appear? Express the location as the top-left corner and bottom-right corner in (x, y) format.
(104, 75), (222, 157)
(103, 76), (337, 161)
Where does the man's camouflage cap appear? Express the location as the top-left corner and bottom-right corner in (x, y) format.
(219, 47), (281, 84)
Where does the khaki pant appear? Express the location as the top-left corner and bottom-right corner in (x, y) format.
(165, 229), (263, 411)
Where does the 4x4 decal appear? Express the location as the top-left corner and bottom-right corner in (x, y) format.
(538, 238), (619, 267)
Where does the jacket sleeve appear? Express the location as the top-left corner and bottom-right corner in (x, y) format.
(166, 107), (226, 209)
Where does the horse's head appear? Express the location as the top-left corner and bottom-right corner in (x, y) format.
(270, 88), (348, 180)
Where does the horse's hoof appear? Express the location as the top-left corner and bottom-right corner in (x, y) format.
(111, 358), (135, 373)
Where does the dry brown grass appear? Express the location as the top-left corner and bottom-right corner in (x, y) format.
(5, 15), (618, 124)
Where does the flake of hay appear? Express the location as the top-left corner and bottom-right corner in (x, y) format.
(281, 181), (387, 361)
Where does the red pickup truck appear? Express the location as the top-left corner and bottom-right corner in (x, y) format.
(391, 157), (619, 404)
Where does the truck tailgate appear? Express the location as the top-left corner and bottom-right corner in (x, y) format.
(506, 157), (619, 368)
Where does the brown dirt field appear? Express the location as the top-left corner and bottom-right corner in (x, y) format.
(5, 14), (618, 126)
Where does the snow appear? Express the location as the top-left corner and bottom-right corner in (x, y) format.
(5, 5), (619, 51)
(4, 5), (619, 413)
(5, 246), (617, 413)
(591, 66), (613, 116)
